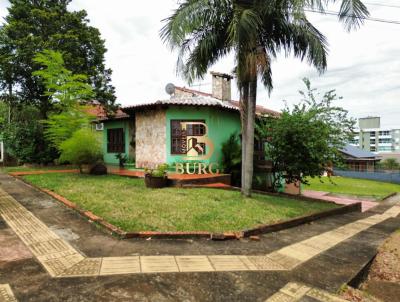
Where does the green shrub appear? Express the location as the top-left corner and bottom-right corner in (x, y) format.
(59, 129), (103, 172)
(221, 133), (242, 186)
(145, 163), (169, 177)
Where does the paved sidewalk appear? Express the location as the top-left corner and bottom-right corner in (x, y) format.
(3, 186), (398, 277)
(302, 190), (378, 212)
(0, 173), (399, 301)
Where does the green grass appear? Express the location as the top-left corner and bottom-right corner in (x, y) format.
(305, 176), (400, 199)
(1, 165), (78, 173)
(23, 173), (337, 232)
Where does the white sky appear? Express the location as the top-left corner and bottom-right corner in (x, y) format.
(1, 0), (399, 128)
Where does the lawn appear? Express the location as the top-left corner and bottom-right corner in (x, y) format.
(1, 165), (77, 173)
(23, 173), (337, 233)
(305, 176), (400, 199)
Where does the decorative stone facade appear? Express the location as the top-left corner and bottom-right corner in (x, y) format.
(135, 109), (167, 168)
(211, 72), (232, 101)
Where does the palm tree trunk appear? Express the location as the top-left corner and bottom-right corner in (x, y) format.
(240, 83), (249, 189)
(242, 80), (257, 197)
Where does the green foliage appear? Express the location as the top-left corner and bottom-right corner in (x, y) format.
(145, 164), (169, 178)
(33, 50), (94, 150)
(59, 128), (102, 171)
(0, 0), (116, 115)
(256, 79), (355, 190)
(161, 0), (368, 195)
(379, 158), (400, 171)
(221, 133), (242, 186)
(33, 50), (94, 109)
(1, 105), (57, 164)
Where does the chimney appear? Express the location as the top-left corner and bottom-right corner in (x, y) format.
(211, 71), (233, 101)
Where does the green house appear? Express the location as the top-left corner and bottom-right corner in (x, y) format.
(99, 72), (279, 170)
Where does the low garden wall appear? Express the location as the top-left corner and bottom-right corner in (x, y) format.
(334, 169), (400, 185)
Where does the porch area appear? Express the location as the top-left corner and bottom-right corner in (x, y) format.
(106, 165), (231, 187)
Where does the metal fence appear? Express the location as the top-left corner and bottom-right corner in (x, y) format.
(333, 169), (400, 184)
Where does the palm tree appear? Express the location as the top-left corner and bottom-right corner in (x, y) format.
(161, 0), (369, 196)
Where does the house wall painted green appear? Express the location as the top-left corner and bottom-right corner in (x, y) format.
(166, 106), (241, 166)
(102, 106), (241, 168)
(102, 119), (133, 165)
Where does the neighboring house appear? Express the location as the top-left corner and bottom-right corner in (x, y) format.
(99, 72), (279, 168)
(350, 116), (400, 153)
(339, 144), (380, 172)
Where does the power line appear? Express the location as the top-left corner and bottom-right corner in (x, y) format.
(304, 9), (400, 25)
(365, 2), (400, 9)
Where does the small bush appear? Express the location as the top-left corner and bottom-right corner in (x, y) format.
(145, 163), (169, 177)
(59, 128), (103, 172)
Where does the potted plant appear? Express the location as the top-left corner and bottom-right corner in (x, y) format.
(115, 153), (127, 168)
(144, 164), (169, 188)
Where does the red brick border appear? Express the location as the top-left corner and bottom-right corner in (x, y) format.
(13, 174), (362, 241)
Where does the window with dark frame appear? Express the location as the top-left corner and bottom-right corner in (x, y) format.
(171, 120), (206, 155)
(107, 128), (125, 153)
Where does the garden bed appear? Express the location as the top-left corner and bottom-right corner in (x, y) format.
(21, 173), (341, 234)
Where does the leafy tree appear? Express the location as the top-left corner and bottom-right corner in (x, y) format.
(380, 158), (400, 171)
(161, 0), (369, 196)
(1, 105), (58, 164)
(33, 50), (94, 150)
(256, 79), (355, 191)
(59, 128), (103, 173)
(0, 0), (116, 118)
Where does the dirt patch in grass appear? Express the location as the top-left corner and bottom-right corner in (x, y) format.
(22, 173), (338, 233)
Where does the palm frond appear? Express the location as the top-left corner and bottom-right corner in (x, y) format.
(338, 0), (369, 31)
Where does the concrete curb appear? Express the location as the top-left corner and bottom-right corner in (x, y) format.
(381, 192), (398, 201)
(14, 174), (361, 241)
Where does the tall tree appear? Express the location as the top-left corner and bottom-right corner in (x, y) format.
(256, 78), (355, 191)
(161, 0), (369, 196)
(0, 0), (116, 118)
(33, 50), (94, 150)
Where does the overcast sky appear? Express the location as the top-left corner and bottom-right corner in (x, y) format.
(1, 0), (399, 128)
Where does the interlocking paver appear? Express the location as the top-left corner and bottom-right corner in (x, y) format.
(208, 255), (250, 271)
(0, 284), (18, 302)
(100, 256), (141, 275)
(265, 282), (348, 302)
(306, 288), (348, 302)
(175, 255), (214, 272)
(61, 258), (102, 277)
(246, 256), (286, 270)
(140, 256), (179, 273)
(1, 187), (399, 279)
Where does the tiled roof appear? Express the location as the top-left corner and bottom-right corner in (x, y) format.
(340, 144), (378, 159)
(174, 86), (280, 117)
(122, 86), (280, 117)
(123, 96), (239, 111)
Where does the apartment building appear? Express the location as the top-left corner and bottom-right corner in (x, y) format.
(350, 117), (400, 153)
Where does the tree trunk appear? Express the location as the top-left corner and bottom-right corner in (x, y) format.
(240, 83), (249, 189)
(242, 80), (257, 197)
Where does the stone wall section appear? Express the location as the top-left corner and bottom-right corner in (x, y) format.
(135, 109), (167, 168)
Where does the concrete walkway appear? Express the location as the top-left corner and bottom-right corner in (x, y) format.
(0, 284), (17, 302)
(1, 187), (399, 278)
(0, 173), (399, 301)
(302, 190), (378, 212)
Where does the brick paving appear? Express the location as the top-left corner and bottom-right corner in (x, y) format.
(302, 190), (378, 212)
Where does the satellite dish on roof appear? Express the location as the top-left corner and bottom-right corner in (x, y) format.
(165, 83), (175, 95)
